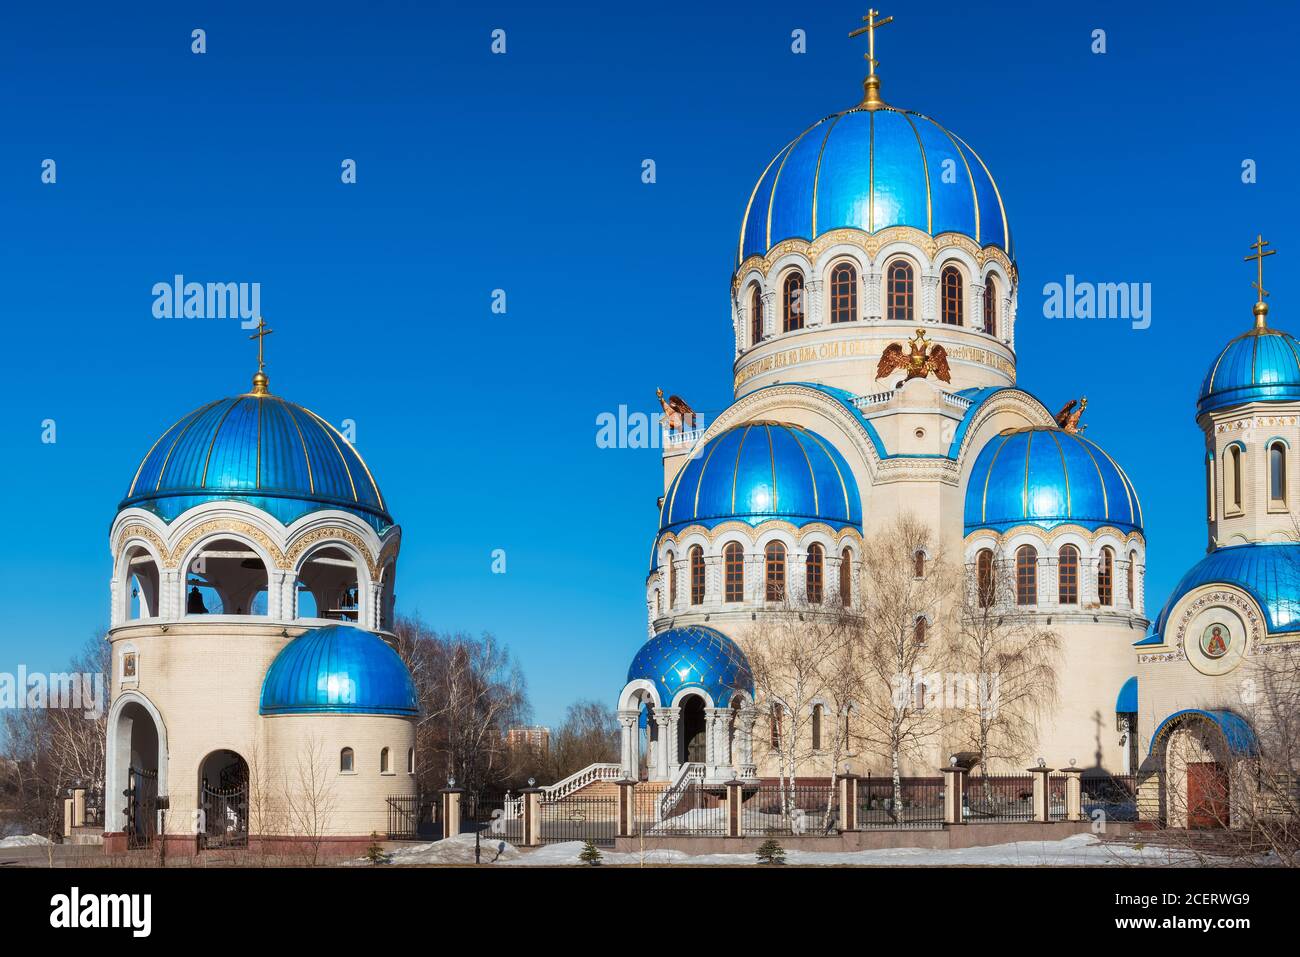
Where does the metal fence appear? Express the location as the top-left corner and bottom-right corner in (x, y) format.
(1081, 773), (1138, 822)
(742, 783), (837, 835)
(385, 796), (438, 841)
(539, 793), (618, 846)
(964, 775), (1035, 822)
(462, 790), (524, 844)
(856, 776), (944, 829)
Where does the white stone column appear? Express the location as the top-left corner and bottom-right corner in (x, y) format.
(762, 291), (778, 337)
(162, 568), (182, 620)
(656, 707), (677, 780)
(806, 278), (825, 328)
(865, 266), (882, 321)
(972, 282), (986, 333)
(921, 272), (939, 323)
(617, 710), (639, 779)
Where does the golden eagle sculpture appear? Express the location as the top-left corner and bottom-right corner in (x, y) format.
(874, 328), (952, 384)
(1054, 396), (1088, 434)
(656, 388), (697, 433)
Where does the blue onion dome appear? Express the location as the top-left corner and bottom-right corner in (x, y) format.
(260, 624), (418, 716)
(964, 426), (1142, 534)
(1197, 306), (1300, 416)
(627, 625), (754, 707)
(1147, 543), (1300, 642)
(659, 421), (861, 535)
(739, 105), (1011, 265)
(121, 390), (391, 531)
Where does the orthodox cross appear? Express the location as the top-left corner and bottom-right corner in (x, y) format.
(849, 9), (894, 77)
(249, 317), (273, 374)
(1245, 234), (1276, 303)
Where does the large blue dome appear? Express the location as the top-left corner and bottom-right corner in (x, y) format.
(122, 393), (391, 531)
(659, 422), (861, 535)
(965, 426), (1142, 534)
(1145, 543), (1300, 644)
(1198, 323), (1300, 416)
(627, 625), (754, 707)
(260, 624), (418, 716)
(739, 106), (1010, 265)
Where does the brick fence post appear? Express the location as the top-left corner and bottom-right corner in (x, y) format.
(1059, 766), (1084, 822)
(521, 786), (543, 847)
(616, 779), (636, 838)
(837, 773), (858, 832)
(440, 787), (463, 840)
(72, 788), (86, 828)
(1027, 764), (1055, 823)
(941, 766), (967, 825)
(725, 779), (744, 838)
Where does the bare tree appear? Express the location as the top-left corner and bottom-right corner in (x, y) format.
(951, 549), (1061, 773)
(851, 514), (957, 812)
(282, 736), (336, 866)
(542, 699), (619, 783)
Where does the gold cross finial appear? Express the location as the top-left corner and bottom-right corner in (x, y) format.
(1245, 234), (1277, 328)
(849, 9), (894, 109)
(249, 317), (273, 394)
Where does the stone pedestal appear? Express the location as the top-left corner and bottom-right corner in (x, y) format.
(1059, 767), (1084, 822)
(725, 779), (745, 838)
(616, 779), (636, 838)
(837, 773), (859, 832)
(941, 767), (967, 825)
(440, 787), (463, 840)
(1027, 766), (1055, 823)
(521, 788), (543, 846)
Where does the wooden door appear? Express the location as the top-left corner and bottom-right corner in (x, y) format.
(1187, 762), (1228, 828)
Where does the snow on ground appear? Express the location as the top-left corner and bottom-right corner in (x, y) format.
(0, 834), (53, 848)
(364, 832), (1212, 867)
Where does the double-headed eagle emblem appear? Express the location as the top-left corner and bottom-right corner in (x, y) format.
(874, 328), (952, 383)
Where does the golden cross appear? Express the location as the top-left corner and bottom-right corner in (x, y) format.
(849, 8), (894, 77)
(249, 316), (273, 374)
(1245, 234), (1276, 302)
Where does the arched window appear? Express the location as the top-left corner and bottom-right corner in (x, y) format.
(782, 271), (805, 332)
(806, 544), (824, 604)
(941, 265), (964, 325)
(830, 262), (857, 323)
(1057, 544), (1079, 605)
(914, 681), (928, 711)
(689, 546), (705, 605)
(667, 551), (676, 607)
(765, 542), (786, 601)
(750, 284), (763, 346)
(887, 260), (914, 322)
(984, 276), (997, 336)
(1098, 547), (1114, 606)
(913, 549), (926, 579)
(976, 549), (995, 607)
(1127, 551), (1137, 608)
(1227, 445), (1243, 511)
(724, 542), (744, 603)
(770, 706), (782, 748)
(340, 748), (354, 773)
(407, 747), (415, 774)
(914, 617), (927, 645)
(811, 704), (824, 750)
(1206, 454), (1216, 520)
(1016, 545), (1037, 606)
(1270, 441), (1287, 504)
(839, 548), (853, 607)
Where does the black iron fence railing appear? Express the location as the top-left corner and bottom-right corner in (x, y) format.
(741, 784), (837, 835)
(539, 793), (618, 846)
(385, 796), (438, 841)
(856, 776), (944, 829)
(964, 775), (1035, 822)
(462, 790), (524, 843)
(1081, 772), (1138, 821)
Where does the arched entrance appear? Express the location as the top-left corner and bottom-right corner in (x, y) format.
(198, 750), (250, 849)
(679, 695), (706, 764)
(106, 694), (166, 847)
(1152, 710), (1252, 829)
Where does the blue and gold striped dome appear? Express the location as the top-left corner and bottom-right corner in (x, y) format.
(121, 393), (391, 531)
(739, 106), (1011, 265)
(964, 427), (1142, 534)
(659, 422), (861, 534)
(1198, 321), (1300, 416)
(627, 625), (754, 707)
(260, 624), (418, 716)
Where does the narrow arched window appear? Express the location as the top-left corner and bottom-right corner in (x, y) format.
(1098, 547), (1114, 606)
(839, 548), (853, 607)
(1228, 445), (1243, 511)
(984, 276), (997, 336)
(887, 260), (914, 322)
(811, 704), (823, 750)
(941, 265), (964, 325)
(750, 284), (763, 346)
(340, 747), (354, 773)
(689, 546), (705, 605)
(666, 550), (676, 607)
(724, 542), (744, 603)
(770, 706), (782, 748)
(1206, 454), (1216, 520)
(1016, 545), (1037, 606)
(407, 747), (415, 774)
(1058, 544), (1079, 604)
(976, 549), (995, 607)
(782, 271), (805, 332)
(830, 262), (857, 323)
(765, 541), (786, 601)
(914, 682), (928, 711)
(1127, 551), (1137, 608)
(806, 544), (824, 604)
(914, 617), (927, 645)
(380, 747), (391, 773)
(1270, 442), (1287, 504)
(913, 549), (926, 579)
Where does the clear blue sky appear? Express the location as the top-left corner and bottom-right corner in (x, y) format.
(1, 0), (1296, 726)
